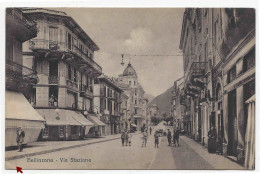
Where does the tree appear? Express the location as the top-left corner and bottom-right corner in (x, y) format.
(151, 116), (162, 126)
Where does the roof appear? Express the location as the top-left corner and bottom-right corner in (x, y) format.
(123, 63), (137, 77)
(98, 74), (123, 92)
(36, 109), (94, 126)
(6, 91), (45, 122)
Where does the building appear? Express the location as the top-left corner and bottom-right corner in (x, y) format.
(117, 63), (146, 131)
(94, 74), (123, 135)
(120, 92), (129, 130)
(5, 8), (45, 146)
(179, 8), (255, 166)
(22, 8), (102, 141)
(171, 77), (185, 130)
(147, 104), (160, 125)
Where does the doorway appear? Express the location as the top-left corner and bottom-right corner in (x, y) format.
(228, 89), (237, 156)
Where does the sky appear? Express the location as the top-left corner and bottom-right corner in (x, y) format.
(59, 8), (185, 97)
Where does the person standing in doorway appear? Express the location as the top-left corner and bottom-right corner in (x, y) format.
(121, 130), (125, 146)
(16, 127), (25, 152)
(167, 129), (172, 146)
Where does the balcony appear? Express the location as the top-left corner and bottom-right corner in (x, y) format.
(71, 45), (102, 75)
(80, 84), (93, 98)
(6, 8), (38, 42)
(29, 39), (102, 76)
(6, 60), (38, 91)
(66, 79), (78, 90)
(49, 75), (59, 84)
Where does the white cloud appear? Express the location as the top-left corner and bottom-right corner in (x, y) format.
(124, 27), (153, 53)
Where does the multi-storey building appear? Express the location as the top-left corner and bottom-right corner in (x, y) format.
(179, 8), (255, 167)
(120, 92), (129, 130)
(117, 63), (146, 131)
(94, 74), (123, 135)
(147, 104), (160, 125)
(5, 8), (45, 146)
(171, 78), (185, 130)
(22, 8), (102, 141)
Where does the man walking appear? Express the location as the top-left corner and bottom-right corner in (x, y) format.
(142, 129), (148, 147)
(16, 127), (25, 152)
(121, 130), (125, 146)
(125, 130), (129, 146)
(167, 129), (172, 146)
(173, 128), (180, 147)
(154, 131), (159, 148)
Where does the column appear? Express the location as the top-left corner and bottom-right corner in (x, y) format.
(222, 93), (229, 156)
(236, 85), (245, 164)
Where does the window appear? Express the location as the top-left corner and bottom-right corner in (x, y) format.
(60, 29), (63, 43)
(68, 65), (72, 80)
(72, 37), (77, 46)
(135, 100), (137, 105)
(173, 99), (176, 106)
(49, 27), (58, 42)
(67, 33), (72, 50)
(73, 68), (77, 82)
(134, 81), (136, 85)
(129, 81), (131, 85)
(227, 66), (236, 83)
(135, 109), (137, 114)
(243, 48), (255, 72)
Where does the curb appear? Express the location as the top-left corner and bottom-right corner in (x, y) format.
(6, 132), (140, 161)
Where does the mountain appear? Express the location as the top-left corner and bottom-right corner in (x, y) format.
(148, 87), (173, 116)
(144, 94), (155, 103)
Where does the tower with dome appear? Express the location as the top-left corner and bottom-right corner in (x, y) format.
(117, 62), (148, 131)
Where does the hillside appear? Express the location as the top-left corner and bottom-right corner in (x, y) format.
(148, 87), (173, 116)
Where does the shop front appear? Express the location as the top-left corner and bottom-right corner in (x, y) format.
(87, 114), (106, 137)
(36, 109), (93, 141)
(5, 91), (45, 147)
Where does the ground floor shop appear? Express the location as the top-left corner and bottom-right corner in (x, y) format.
(5, 91), (45, 147)
(36, 109), (93, 141)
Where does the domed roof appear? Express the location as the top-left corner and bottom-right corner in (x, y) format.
(123, 63), (137, 77)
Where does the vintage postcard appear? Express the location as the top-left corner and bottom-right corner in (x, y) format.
(4, 6), (255, 170)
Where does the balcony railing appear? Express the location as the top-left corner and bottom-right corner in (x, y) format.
(184, 61), (206, 89)
(6, 60), (38, 90)
(29, 39), (102, 74)
(66, 79), (78, 90)
(80, 84), (93, 97)
(49, 75), (59, 84)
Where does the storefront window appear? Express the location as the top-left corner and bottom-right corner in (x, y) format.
(71, 126), (77, 134)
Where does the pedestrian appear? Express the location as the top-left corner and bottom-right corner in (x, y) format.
(208, 126), (217, 153)
(121, 130), (125, 146)
(142, 129), (148, 147)
(128, 131), (132, 146)
(173, 128), (180, 147)
(167, 129), (172, 146)
(154, 131), (159, 148)
(16, 127), (25, 152)
(150, 127), (152, 135)
(125, 130), (129, 146)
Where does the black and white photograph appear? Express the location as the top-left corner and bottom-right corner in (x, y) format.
(3, 3), (256, 171)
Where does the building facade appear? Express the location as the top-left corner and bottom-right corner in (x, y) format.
(178, 8), (255, 167)
(5, 8), (45, 146)
(117, 63), (146, 131)
(147, 104), (160, 125)
(94, 74), (123, 135)
(22, 8), (102, 141)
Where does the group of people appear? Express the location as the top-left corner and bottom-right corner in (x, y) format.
(121, 130), (132, 146)
(167, 128), (180, 147)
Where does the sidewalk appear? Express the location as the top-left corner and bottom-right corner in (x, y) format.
(6, 132), (140, 161)
(180, 136), (245, 169)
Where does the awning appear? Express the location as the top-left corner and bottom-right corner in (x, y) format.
(131, 124), (137, 127)
(88, 115), (106, 126)
(6, 91), (45, 122)
(246, 94), (255, 104)
(36, 109), (94, 126)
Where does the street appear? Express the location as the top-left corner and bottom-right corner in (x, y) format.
(6, 128), (244, 170)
